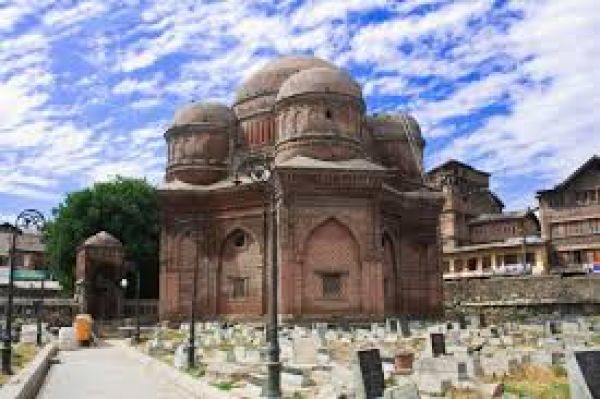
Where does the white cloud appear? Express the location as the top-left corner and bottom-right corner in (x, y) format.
(291, 0), (387, 27)
(130, 97), (161, 109)
(433, 0), (600, 192)
(42, 1), (107, 30)
(113, 75), (162, 96)
(0, 0), (598, 214)
(0, 4), (31, 31)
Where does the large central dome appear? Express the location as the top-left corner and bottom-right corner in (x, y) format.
(235, 55), (337, 105)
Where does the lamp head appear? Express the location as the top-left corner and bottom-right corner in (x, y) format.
(120, 278), (128, 289)
(249, 164), (271, 182)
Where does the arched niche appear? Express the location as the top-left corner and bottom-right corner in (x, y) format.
(217, 228), (263, 316)
(301, 218), (361, 315)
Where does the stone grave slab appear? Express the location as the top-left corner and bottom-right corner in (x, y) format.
(292, 336), (318, 365)
(353, 348), (384, 399)
(567, 350), (600, 399)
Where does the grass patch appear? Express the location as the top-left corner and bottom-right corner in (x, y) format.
(186, 366), (206, 378)
(161, 329), (187, 342)
(504, 381), (570, 398)
(498, 364), (570, 399)
(0, 343), (40, 386)
(211, 380), (236, 391)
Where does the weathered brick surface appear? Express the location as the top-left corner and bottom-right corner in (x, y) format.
(158, 56), (445, 322)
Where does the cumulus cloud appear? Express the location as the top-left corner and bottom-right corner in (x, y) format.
(0, 0), (598, 215)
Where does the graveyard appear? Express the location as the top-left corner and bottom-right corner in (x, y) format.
(119, 315), (600, 398)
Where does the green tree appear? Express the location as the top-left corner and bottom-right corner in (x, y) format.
(44, 177), (159, 298)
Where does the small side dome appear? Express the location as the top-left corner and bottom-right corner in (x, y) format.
(276, 67), (362, 102)
(369, 113), (423, 144)
(83, 231), (122, 247)
(173, 102), (235, 126)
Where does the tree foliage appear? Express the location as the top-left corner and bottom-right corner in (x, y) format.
(44, 177), (159, 298)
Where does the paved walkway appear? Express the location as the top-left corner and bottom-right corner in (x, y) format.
(37, 344), (190, 399)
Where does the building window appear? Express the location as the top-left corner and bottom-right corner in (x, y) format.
(467, 258), (478, 271)
(573, 251), (583, 264)
(482, 256), (492, 270)
(526, 252), (536, 265)
(443, 261), (450, 273)
(504, 254), (519, 265)
(231, 277), (248, 298)
(325, 109), (333, 120)
(454, 259), (464, 272)
(321, 273), (342, 299)
(14, 253), (24, 267)
(592, 219), (600, 234)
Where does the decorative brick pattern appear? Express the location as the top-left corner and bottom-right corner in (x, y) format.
(158, 56), (444, 322)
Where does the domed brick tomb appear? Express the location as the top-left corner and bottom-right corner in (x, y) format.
(158, 55), (444, 322)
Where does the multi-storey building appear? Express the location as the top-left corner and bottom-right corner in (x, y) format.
(537, 155), (600, 273)
(427, 160), (504, 250)
(428, 160), (547, 278)
(0, 223), (45, 269)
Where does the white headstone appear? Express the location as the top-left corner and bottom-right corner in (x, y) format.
(173, 344), (187, 369)
(20, 324), (38, 344)
(58, 327), (78, 350)
(293, 336), (318, 365)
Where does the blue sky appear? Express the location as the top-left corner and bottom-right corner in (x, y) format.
(1, 0), (599, 221)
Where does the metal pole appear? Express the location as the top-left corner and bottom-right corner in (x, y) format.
(135, 267), (140, 343)
(188, 224), (199, 369)
(265, 184), (280, 398)
(1, 231), (16, 374)
(37, 279), (44, 346)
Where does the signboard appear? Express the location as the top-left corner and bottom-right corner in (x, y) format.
(0, 267), (50, 281)
(356, 349), (384, 399)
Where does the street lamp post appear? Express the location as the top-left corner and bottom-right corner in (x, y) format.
(2, 209), (45, 374)
(120, 262), (141, 343)
(35, 278), (45, 346)
(174, 216), (206, 370)
(235, 154), (280, 398)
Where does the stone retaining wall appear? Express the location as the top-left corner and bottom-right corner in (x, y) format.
(0, 342), (58, 399)
(444, 275), (600, 322)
